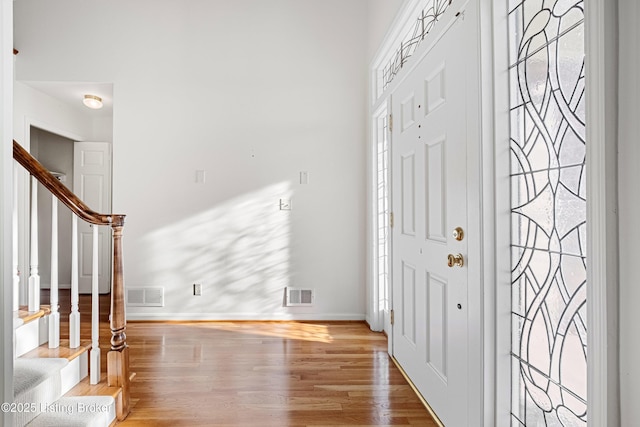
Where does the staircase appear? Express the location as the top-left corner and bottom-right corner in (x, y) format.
(10, 141), (132, 426)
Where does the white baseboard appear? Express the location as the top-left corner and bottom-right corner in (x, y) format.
(39, 283), (72, 290)
(126, 312), (366, 322)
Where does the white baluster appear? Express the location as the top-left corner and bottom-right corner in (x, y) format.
(28, 176), (40, 312)
(49, 196), (60, 348)
(90, 224), (100, 384)
(12, 164), (19, 312)
(69, 214), (80, 349)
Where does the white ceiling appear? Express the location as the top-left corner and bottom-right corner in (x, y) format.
(23, 81), (113, 119)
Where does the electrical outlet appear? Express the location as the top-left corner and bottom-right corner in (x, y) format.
(279, 198), (291, 210)
(193, 283), (202, 296)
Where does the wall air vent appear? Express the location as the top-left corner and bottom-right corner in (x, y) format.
(285, 287), (314, 306)
(126, 287), (164, 307)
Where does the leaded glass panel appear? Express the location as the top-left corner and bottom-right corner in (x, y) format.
(377, 112), (390, 313)
(380, 0), (452, 92)
(508, 0), (586, 425)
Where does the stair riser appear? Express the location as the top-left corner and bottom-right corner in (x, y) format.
(15, 317), (49, 358)
(60, 353), (88, 395)
(15, 322), (39, 358)
(38, 317), (48, 347)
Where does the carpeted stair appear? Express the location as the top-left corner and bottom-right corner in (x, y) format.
(26, 396), (115, 427)
(13, 358), (115, 427)
(13, 358), (68, 426)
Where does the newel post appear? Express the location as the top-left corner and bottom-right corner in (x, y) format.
(107, 220), (130, 419)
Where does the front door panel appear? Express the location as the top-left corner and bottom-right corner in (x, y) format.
(391, 13), (471, 426)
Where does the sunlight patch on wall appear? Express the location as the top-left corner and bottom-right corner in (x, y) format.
(141, 182), (292, 314)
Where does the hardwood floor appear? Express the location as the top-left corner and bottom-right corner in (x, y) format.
(45, 291), (438, 426)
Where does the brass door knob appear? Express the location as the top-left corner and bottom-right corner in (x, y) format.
(447, 253), (464, 268)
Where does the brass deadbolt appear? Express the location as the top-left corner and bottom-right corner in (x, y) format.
(453, 227), (464, 241)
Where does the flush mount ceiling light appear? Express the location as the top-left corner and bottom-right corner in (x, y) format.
(83, 94), (103, 109)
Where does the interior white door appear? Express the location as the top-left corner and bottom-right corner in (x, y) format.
(391, 16), (472, 427)
(73, 142), (112, 294)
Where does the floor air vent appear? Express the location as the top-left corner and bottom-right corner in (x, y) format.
(127, 287), (164, 307)
(286, 287), (314, 306)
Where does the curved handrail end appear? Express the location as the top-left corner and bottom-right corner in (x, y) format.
(13, 140), (124, 227)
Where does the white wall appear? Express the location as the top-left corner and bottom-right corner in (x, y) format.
(13, 82), (94, 145)
(366, 0), (405, 61)
(15, 0), (373, 320)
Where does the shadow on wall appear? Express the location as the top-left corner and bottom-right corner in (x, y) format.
(141, 182), (293, 315)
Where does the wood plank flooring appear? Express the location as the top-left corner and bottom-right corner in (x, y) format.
(42, 291), (438, 426)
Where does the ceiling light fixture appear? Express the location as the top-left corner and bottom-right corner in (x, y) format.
(83, 94), (103, 109)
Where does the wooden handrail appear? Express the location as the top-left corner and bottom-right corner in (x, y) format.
(13, 139), (131, 420)
(13, 140), (125, 227)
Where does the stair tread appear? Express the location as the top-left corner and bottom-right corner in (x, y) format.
(17, 305), (51, 324)
(21, 340), (92, 361)
(64, 373), (122, 401)
(14, 358), (69, 397)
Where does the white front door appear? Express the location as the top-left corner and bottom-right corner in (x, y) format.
(390, 13), (475, 426)
(73, 142), (112, 294)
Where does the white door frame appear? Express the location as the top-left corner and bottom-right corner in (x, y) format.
(368, 0), (619, 425)
(1, 0), (15, 423)
(584, 0), (619, 425)
(618, 0), (640, 424)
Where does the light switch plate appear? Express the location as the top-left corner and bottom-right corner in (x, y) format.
(300, 171), (309, 184)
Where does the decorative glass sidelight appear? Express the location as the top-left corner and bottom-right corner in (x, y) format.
(376, 112), (390, 315)
(508, 0), (586, 426)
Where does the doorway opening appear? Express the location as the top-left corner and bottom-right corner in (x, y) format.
(27, 126), (113, 295)
(30, 127), (75, 292)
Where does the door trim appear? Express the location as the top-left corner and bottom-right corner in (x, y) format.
(618, 0), (639, 423)
(585, 0), (619, 425)
(1, 1), (15, 423)
(488, 0), (511, 425)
